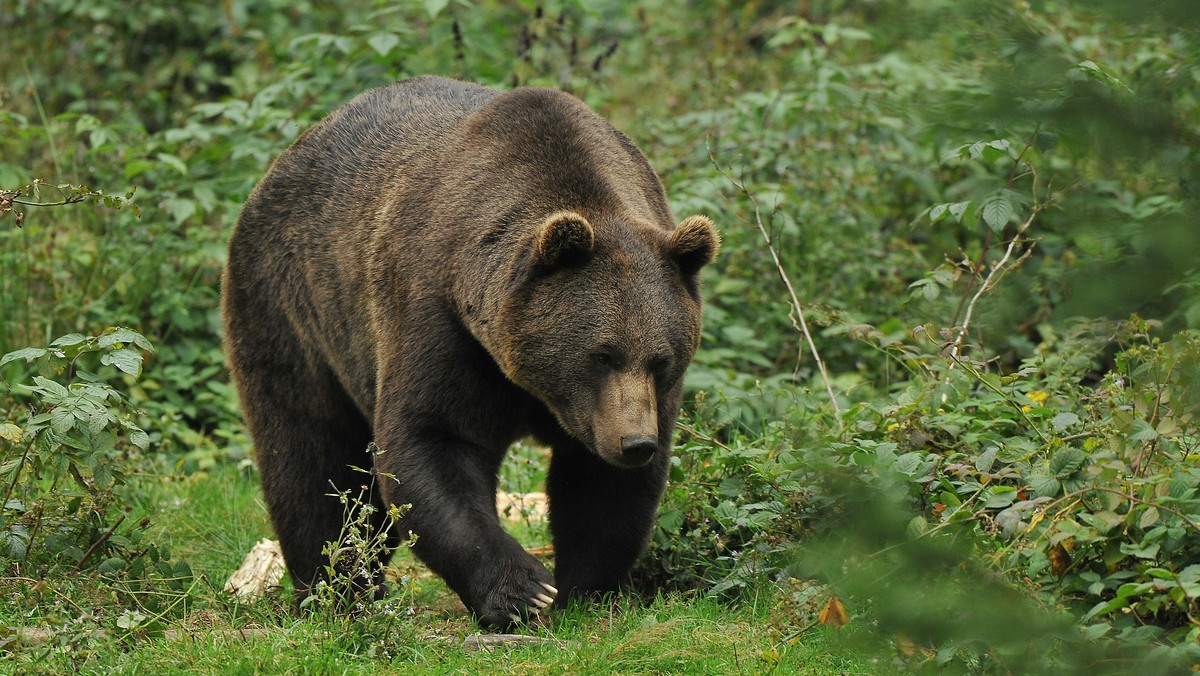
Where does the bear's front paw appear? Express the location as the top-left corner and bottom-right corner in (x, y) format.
(471, 560), (559, 628)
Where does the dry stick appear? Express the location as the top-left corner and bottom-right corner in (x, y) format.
(711, 154), (842, 425)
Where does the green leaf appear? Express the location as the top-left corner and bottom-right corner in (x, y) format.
(101, 348), (144, 377)
(948, 200), (974, 223)
(155, 153), (188, 176)
(1129, 417), (1158, 442)
(0, 347), (47, 367)
(891, 452), (926, 478)
(658, 509), (684, 533)
(128, 428), (150, 450)
(51, 409), (75, 436)
(1079, 510), (1123, 533)
(1050, 447), (1087, 477)
(98, 328), (153, 352)
(1138, 506), (1159, 529)
(1119, 541), (1160, 559)
(367, 33), (401, 57)
(984, 486), (1018, 509)
(1051, 412), (1079, 432)
(1028, 473), (1061, 498)
(50, 334), (87, 348)
(94, 464), (113, 490)
(717, 477), (744, 498)
(423, 0), (449, 17)
(1178, 565), (1200, 598)
(906, 515), (928, 538)
(979, 140), (1014, 163)
(980, 190), (1015, 231)
(98, 556), (128, 574)
(974, 446), (998, 472)
(1035, 131), (1059, 152)
(929, 203), (949, 222)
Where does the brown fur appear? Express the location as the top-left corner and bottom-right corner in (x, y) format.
(222, 76), (719, 627)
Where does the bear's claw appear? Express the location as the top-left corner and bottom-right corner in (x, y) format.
(541, 582), (558, 596)
(533, 592), (554, 608)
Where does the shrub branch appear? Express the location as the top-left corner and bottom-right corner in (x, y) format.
(711, 154), (841, 424)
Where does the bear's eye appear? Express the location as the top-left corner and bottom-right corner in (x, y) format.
(591, 352), (621, 369)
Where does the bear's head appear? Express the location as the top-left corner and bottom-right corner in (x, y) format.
(496, 210), (720, 468)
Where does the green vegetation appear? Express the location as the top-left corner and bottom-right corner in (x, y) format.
(3, 1), (1199, 672)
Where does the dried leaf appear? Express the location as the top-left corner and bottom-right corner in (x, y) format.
(818, 595), (849, 628)
(1049, 542), (1072, 577)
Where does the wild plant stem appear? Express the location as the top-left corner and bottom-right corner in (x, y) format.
(947, 134), (1039, 369)
(72, 512), (127, 573)
(711, 154), (842, 425)
(946, 209), (1038, 370)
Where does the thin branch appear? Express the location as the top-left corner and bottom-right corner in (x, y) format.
(710, 151), (842, 424)
(72, 512), (127, 573)
(946, 208), (1039, 370)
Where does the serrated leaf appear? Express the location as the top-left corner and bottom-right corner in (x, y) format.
(1079, 510), (1123, 533)
(929, 203), (949, 222)
(50, 334), (87, 348)
(101, 348), (143, 377)
(0, 347), (48, 367)
(1028, 473), (1061, 498)
(717, 476), (743, 497)
(981, 190), (1015, 231)
(51, 408), (75, 436)
(1119, 541), (1160, 559)
(367, 32), (401, 57)
(948, 200), (973, 223)
(1178, 565), (1200, 598)
(31, 376), (69, 397)
(975, 446), (998, 472)
(1035, 131), (1059, 151)
(1051, 412), (1079, 432)
(87, 410), (108, 436)
(97, 556), (128, 575)
(97, 328), (153, 352)
(980, 140), (1014, 163)
(892, 452), (925, 478)
(129, 428), (150, 450)
(94, 464), (113, 490)
(1138, 506), (1159, 529)
(1051, 447), (1087, 477)
(1129, 417), (1158, 442)
(907, 515), (928, 538)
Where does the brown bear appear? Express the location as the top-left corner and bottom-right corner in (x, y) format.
(221, 76), (719, 628)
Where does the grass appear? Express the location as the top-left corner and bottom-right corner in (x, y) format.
(1, 461), (881, 674)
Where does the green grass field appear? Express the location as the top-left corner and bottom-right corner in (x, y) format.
(2, 462), (878, 674)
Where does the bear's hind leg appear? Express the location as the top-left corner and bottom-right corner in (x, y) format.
(227, 330), (386, 604)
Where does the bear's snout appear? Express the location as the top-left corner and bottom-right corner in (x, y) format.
(619, 434), (658, 466)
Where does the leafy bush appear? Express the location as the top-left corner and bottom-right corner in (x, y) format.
(1, 328), (151, 566)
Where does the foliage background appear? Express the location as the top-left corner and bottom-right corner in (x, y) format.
(2, 0), (1199, 672)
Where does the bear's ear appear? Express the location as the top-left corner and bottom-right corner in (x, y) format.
(669, 215), (720, 276)
(533, 211), (595, 267)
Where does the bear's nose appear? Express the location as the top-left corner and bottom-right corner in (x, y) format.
(619, 435), (658, 465)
